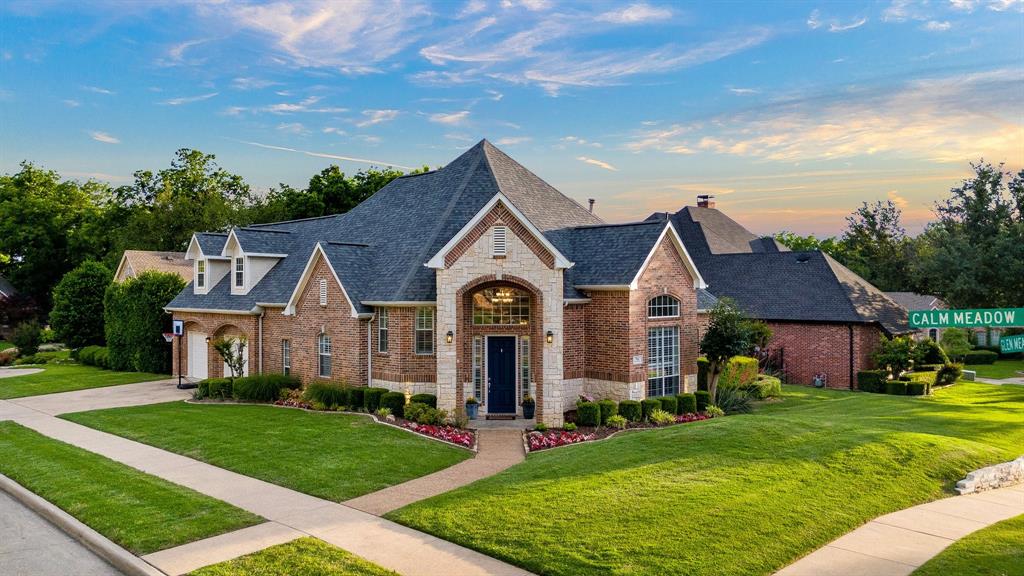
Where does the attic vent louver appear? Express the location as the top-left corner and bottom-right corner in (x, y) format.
(319, 279), (328, 305)
(493, 225), (507, 257)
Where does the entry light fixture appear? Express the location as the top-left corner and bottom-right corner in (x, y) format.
(446, 330), (454, 344)
(205, 336), (211, 343)
(546, 330), (554, 344)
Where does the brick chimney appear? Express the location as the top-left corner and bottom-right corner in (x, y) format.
(588, 198), (595, 213)
(696, 194), (715, 208)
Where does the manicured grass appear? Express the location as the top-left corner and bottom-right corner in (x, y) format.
(913, 513), (1024, 576)
(189, 537), (399, 576)
(0, 421), (262, 555)
(389, 384), (1024, 576)
(0, 340), (13, 351)
(967, 359), (1024, 380)
(0, 362), (167, 399)
(64, 402), (472, 501)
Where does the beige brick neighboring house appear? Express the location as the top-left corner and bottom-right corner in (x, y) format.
(165, 140), (908, 423)
(114, 250), (191, 283)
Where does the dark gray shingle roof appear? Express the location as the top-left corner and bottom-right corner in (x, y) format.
(884, 292), (945, 311)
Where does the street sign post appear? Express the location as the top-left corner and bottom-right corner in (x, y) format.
(908, 308), (1024, 329)
(1001, 334), (1024, 354)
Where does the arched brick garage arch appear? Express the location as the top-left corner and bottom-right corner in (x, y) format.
(210, 322), (251, 378)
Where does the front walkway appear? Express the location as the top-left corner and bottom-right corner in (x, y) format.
(0, 382), (532, 576)
(775, 484), (1024, 576)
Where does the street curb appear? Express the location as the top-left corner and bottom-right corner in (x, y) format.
(0, 473), (167, 576)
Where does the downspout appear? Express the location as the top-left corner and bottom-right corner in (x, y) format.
(848, 324), (855, 390)
(258, 308), (265, 374)
(367, 312), (375, 387)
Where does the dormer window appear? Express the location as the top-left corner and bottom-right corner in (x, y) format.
(492, 225), (507, 257)
(234, 257), (244, 288)
(196, 260), (206, 289)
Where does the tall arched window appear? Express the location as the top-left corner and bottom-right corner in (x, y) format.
(648, 295), (680, 318)
(473, 287), (530, 325)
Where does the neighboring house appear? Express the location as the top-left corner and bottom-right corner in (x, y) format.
(884, 292), (946, 342)
(114, 250), (191, 283)
(166, 140), (903, 425)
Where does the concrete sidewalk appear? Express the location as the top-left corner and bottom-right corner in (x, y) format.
(775, 484), (1024, 576)
(345, 428), (525, 516)
(2, 397), (532, 576)
(5, 378), (188, 416)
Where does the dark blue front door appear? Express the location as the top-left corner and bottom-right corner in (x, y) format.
(487, 336), (516, 414)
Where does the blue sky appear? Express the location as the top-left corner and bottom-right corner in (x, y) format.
(1, 0), (1021, 236)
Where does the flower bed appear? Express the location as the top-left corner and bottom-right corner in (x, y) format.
(526, 430), (595, 451)
(402, 422), (475, 448)
(526, 412), (712, 452)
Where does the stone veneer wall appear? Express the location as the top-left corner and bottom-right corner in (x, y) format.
(435, 204), (565, 425)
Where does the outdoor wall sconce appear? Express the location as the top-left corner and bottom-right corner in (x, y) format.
(446, 330), (454, 344)
(546, 330), (554, 344)
(205, 336), (211, 343)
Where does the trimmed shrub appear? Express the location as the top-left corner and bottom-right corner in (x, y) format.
(381, 392), (406, 417)
(50, 261), (111, 349)
(856, 370), (887, 393)
(348, 387), (365, 410)
(14, 354), (45, 365)
(935, 363), (963, 386)
(197, 378), (232, 400)
(906, 382), (927, 396)
(404, 402), (428, 423)
(697, 357), (710, 391)
(233, 373), (301, 402)
(606, 415), (627, 430)
(658, 396), (678, 415)
(915, 338), (948, 365)
(749, 375), (782, 399)
(11, 320), (41, 357)
(104, 271), (185, 373)
(410, 393), (437, 408)
(897, 375), (912, 382)
(414, 406), (447, 425)
(577, 401), (601, 427)
(915, 364), (942, 372)
(700, 355), (759, 390)
(363, 387), (389, 412)
(304, 381), (349, 408)
(597, 399), (617, 425)
(93, 347), (110, 369)
(618, 400), (642, 422)
(79, 345), (103, 366)
(641, 398), (661, 421)
(694, 390), (711, 412)
(963, 350), (998, 365)
(885, 380), (907, 395)
(676, 393), (697, 414)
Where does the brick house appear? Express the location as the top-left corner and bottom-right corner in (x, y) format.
(166, 140), (905, 423)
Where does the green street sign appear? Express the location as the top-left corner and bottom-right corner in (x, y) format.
(908, 308), (1024, 329)
(1001, 335), (1024, 354)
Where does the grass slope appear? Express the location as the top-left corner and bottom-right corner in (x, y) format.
(0, 363), (167, 399)
(189, 537), (399, 576)
(968, 359), (1024, 380)
(64, 402), (472, 501)
(913, 513), (1024, 576)
(0, 421), (261, 554)
(389, 384), (1024, 576)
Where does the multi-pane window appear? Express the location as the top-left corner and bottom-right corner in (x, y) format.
(196, 260), (206, 289)
(519, 336), (531, 399)
(415, 307), (434, 355)
(281, 339), (291, 376)
(648, 295), (680, 318)
(472, 287), (530, 325)
(647, 326), (680, 397)
(234, 257), (244, 288)
(472, 336), (483, 400)
(318, 333), (332, 377)
(378, 308), (389, 353)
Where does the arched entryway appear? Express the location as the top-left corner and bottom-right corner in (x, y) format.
(211, 323), (250, 379)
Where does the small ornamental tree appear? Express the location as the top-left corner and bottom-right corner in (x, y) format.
(940, 328), (972, 362)
(11, 319), (42, 357)
(873, 335), (916, 376)
(212, 336), (247, 382)
(699, 299), (753, 403)
(50, 261), (111, 348)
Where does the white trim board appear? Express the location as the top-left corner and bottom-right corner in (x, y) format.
(630, 221), (707, 290)
(283, 243), (361, 318)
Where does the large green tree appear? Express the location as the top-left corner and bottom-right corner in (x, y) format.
(839, 200), (915, 292)
(49, 261), (112, 348)
(912, 163), (1024, 308)
(252, 165), (417, 223)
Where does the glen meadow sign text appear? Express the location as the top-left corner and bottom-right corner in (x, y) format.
(1001, 334), (1024, 354)
(908, 308), (1024, 329)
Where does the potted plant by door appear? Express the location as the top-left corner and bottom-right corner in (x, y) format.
(521, 394), (536, 419)
(465, 396), (480, 420)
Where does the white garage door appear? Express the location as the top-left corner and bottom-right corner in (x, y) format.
(188, 331), (208, 380)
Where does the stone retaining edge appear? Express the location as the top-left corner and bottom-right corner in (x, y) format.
(956, 455), (1024, 494)
(0, 473), (167, 576)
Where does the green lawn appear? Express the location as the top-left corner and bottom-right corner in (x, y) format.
(0, 421), (262, 555)
(388, 384), (1024, 576)
(913, 513), (1024, 576)
(0, 341), (13, 351)
(64, 402), (472, 501)
(0, 362), (168, 399)
(967, 359), (1024, 380)
(189, 537), (399, 576)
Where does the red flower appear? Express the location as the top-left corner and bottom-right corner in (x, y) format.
(526, 430), (595, 451)
(401, 422), (475, 448)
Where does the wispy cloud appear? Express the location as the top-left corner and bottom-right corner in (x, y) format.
(485, 89), (503, 101)
(62, 99), (80, 107)
(82, 85), (115, 95)
(496, 136), (530, 145)
(225, 95), (347, 115)
(355, 109), (400, 127)
(161, 92), (219, 106)
(231, 77), (278, 90)
(808, 10), (868, 32)
(276, 122), (309, 135)
(595, 3), (672, 24)
(235, 139), (414, 169)
(163, 38), (207, 65)
(561, 135), (602, 148)
(829, 17), (867, 32)
(922, 20), (951, 31)
(729, 87), (759, 95)
(429, 110), (470, 124)
(89, 131), (120, 144)
(576, 156), (618, 171)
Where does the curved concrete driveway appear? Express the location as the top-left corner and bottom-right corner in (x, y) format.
(5, 378), (188, 416)
(0, 368), (43, 379)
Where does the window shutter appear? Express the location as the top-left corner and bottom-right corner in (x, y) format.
(319, 279), (327, 306)
(493, 225), (507, 256)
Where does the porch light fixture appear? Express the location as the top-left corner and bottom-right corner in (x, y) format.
(205, 336), (211, 343)
(546, 330), (554, 344)
(446, 330), (454, 344)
